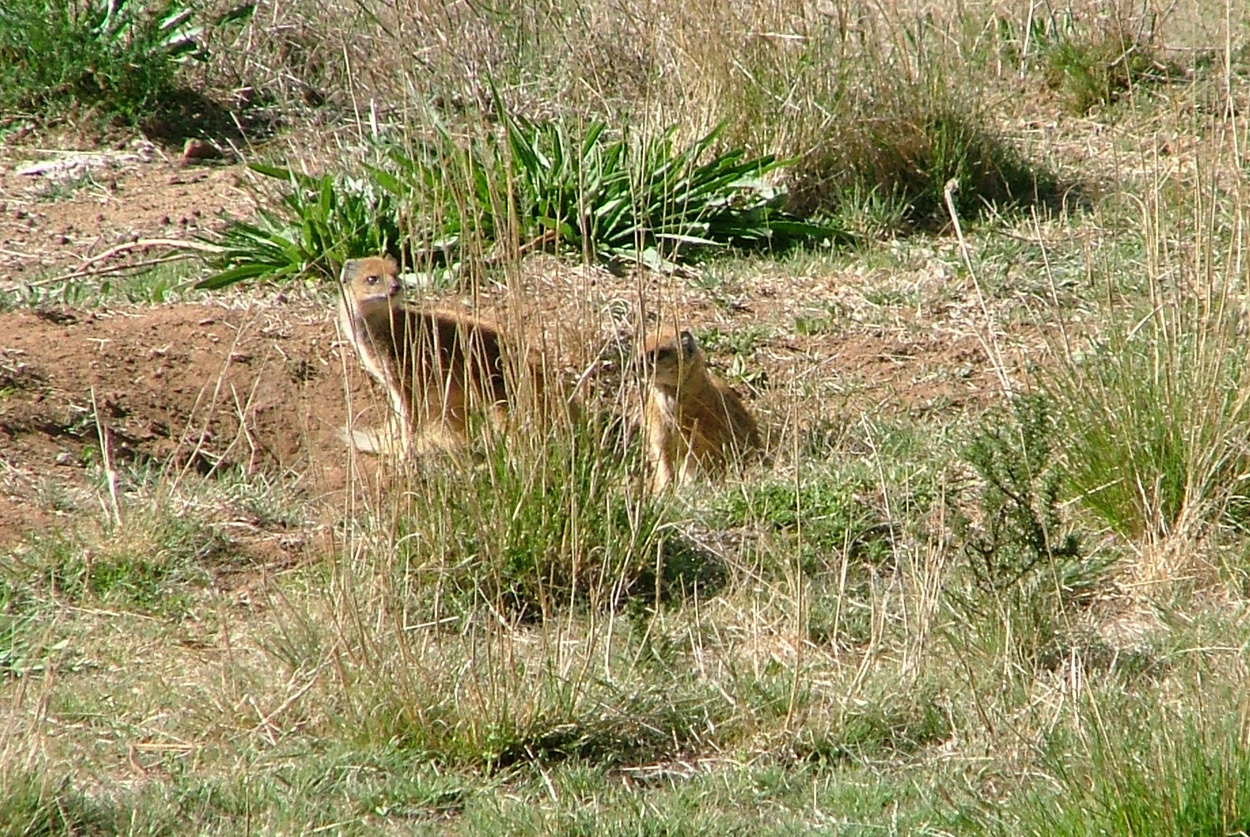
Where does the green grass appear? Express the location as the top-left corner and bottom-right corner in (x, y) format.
(5, 0), (1250, 834)
(0, 766), (123, 837)
(1041, 25), (1178, 115)
(1045, 271), (1250, 544)
(0, 260), (208, 311)
(1004, 684), (1250, 835)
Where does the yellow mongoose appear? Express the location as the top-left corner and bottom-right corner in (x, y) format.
(634, 326), (762, 492)
(337, 256), (520, 457)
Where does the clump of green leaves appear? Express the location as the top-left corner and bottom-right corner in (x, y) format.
(199, 115), (845, 287)
(0, 0), (219, 123)
(199, 166), (404, 288)
(456, 115), (844, 268)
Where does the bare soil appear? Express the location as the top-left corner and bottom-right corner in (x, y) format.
(0, 139), (253, 284)
(0, 300), (379, 543)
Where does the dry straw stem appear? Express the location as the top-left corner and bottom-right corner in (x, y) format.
(90, 386), (124, 529)
(944, 177), (1014, 398)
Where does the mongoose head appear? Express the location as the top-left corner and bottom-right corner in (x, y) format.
(634, 326), (703, 392)
(340, 256), (401, 316)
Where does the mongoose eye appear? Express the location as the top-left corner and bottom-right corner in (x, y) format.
(365, 275), (379, 285)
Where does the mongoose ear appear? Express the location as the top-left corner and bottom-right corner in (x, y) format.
(339, 260), (358, 283)
(679, 329), (697, 356)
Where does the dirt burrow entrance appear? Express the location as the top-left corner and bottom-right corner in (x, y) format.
(0, 300), (391, 544)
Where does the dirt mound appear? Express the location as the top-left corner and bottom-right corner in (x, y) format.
(0, 300), (381, 541)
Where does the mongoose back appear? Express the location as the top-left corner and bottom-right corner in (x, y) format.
(634, 326), (762, 492)
(337, 256), (515, 456)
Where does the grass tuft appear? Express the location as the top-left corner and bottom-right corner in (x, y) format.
(786, 79), (1060, 231)
(389, 418), (667, 619)
(1047, 298), (1250, 548)
(1041, 25), (1177, 115)
(0, 767), (119, 837)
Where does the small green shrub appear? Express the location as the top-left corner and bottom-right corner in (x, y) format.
(0, 0), (211, 123)
(484, 116), (844, 266)
(960, 394), (1082, 591)
(949, 394), (1109, 670)
(199, 116), (846, 287)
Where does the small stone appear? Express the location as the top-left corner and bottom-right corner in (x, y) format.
(55, 450), (75, 466)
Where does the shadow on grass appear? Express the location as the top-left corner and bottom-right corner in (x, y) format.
(139, 87), (279, 149)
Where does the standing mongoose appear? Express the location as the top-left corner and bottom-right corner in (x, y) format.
(336, 256), (519, 457)
(634, 325), (762, 492)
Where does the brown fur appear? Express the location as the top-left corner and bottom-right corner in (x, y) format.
(337, 256), (525, 457)
(634, 325), (762, 492)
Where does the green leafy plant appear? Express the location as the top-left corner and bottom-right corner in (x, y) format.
(199, 116), (846, 287)
(492, 116), (844, 266)
(389, 114), (849, 268)
(0, 0), (216, 122)
(198, 166), (404, 288)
